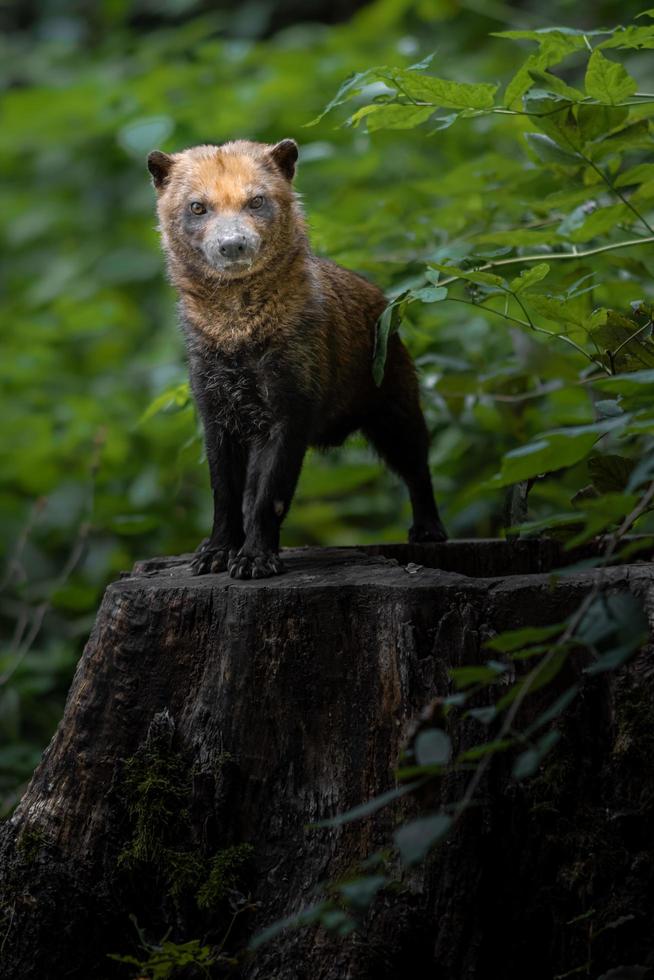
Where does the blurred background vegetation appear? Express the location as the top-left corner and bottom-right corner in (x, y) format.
(1, 0), (652, 811)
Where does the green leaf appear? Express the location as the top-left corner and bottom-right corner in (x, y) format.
(557, 202), (597, 236)
(381, 69), (497, 110)
(591, 119), (652, 159)
(596, 967), (649, 980)
(497, 650), (568, 712)
(528, 69), (584, 101)
(373, 297), (407, 387)
(615, 163), (654, 187)
(491, 430), (601, 487)
(140, 383), (190, 424)
(585, 643), (641, 674)
(565, 204), (631, 243)
(410, 286), (448, 303)
(450, 661), (508, 689)
(458, 738), (513, 761)
(525, 132), (581, 164)
(579, 593), (648, 675)
(595, 370), (654, 395)
(576, 103), (629, 141)
(319, 908), (355, 934)
(312, 781), (419, 828)
(499, 33), (588, 107)
(527, 294), (605, 329)
(510, 263), (550, 294)
(588, 455), (636, 493)
(338, 875), (387, 910)
(466, 706), (497, 725)
(249, 903), (325, 949)
(306, 68), (374, 126)
(348, 103), (434, 131)
(627, 452), (654, 491)
(585, 50), (638, 105)
(524, 685), (579, 737)
(394, 813), (452, 865)
(486, 622), (565, 653)
(414, 729), (452, 766)
(429, 262), (506, 287)
(597, 25), (654, 49)
(513, 730), (561, 780)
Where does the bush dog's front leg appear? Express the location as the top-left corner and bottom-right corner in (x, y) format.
(191, 424), (247, 575)
(228, 425), (307, 579)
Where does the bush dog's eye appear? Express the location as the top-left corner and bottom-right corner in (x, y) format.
(189, 201), (206, 215)
(249, 195), (264, 210)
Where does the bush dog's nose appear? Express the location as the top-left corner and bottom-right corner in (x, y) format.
(219, 236), (247, 259)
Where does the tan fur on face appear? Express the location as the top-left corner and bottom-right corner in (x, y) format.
(158, 142), (294, 218)
(191, 159), (257, 212)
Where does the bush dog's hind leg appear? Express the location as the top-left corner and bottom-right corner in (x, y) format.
(364, 340), (447, 544)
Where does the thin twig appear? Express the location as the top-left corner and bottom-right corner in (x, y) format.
(0, 498), (47, 594)
(0, 431), (105, 687)
(445, 295), (609, 372)
(611, 319), (653, 360)
(436, 236), (654, 289)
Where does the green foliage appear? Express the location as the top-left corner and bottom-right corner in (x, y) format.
(196, 844), (254, 911)
(109, 919), (215, 980)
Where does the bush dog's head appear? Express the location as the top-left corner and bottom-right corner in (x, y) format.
(147, 139), (300, 282)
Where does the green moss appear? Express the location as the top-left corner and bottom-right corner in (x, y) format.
(613, 684), (654, 762)
(118, 714), (203, 898)
(196, 844), (254, 910)
(118, 714), (255, 919)
(16, 825), (48, 863)
(118, 715), (254, 913)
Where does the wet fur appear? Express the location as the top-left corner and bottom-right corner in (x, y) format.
(149, 139), (446, 579)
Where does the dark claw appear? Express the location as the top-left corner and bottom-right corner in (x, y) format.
(409, 521), (448, 544)
(227, 551), (284, 580)
(189, 546), (234, 576)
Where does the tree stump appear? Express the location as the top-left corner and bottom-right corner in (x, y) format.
(1, 542), (653, 980)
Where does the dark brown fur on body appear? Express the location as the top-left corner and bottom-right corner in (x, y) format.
(148, 138), (446, 579)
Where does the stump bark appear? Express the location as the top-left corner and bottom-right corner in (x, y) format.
(1, 542), (654, 980)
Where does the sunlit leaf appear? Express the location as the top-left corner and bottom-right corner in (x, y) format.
(585, 50), (638, 104)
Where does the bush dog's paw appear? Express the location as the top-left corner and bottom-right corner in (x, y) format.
(409, 521), (448, 544)
(189, 547), (233, 575)
(227, 551), (284, 580)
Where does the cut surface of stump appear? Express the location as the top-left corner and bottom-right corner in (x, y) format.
(1, 541), (653, 980)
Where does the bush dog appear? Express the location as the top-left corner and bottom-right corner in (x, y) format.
(148, 139), (446, 579)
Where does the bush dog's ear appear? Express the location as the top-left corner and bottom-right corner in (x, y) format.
(269, 139), (298, 181)
(147, 150), (175, 190)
